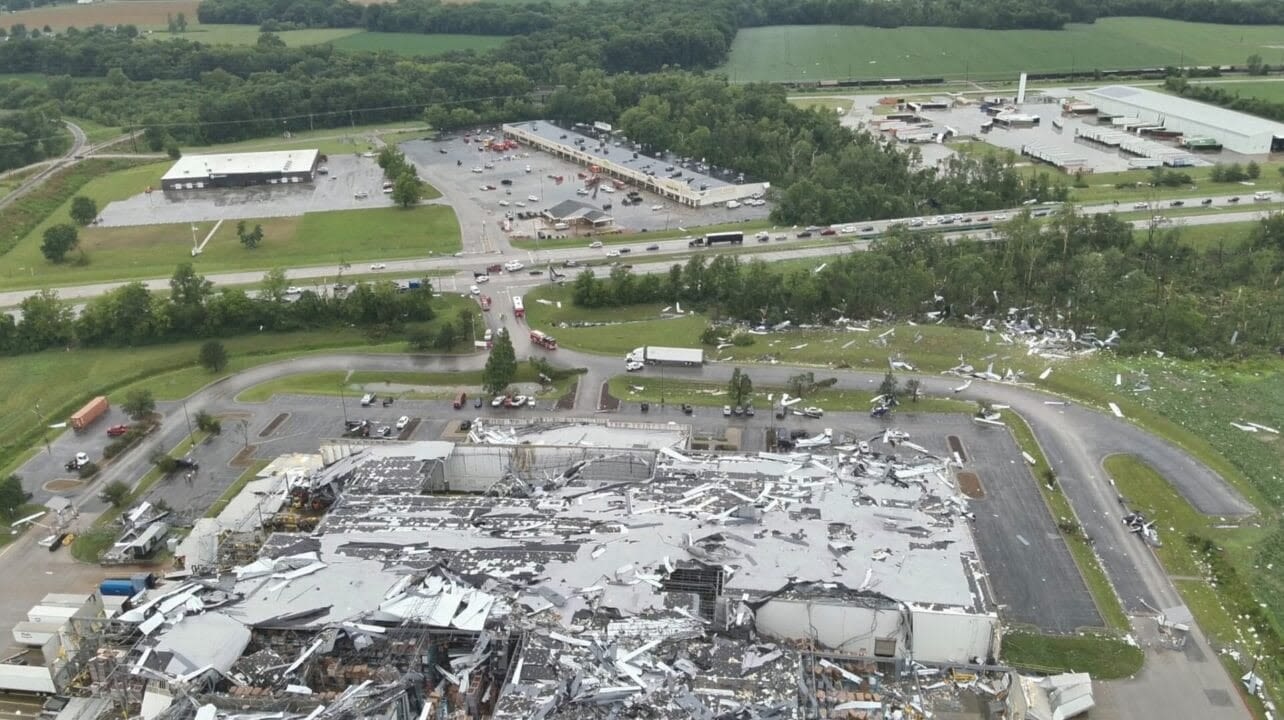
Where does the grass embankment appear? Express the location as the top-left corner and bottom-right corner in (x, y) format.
(519, 218), (775, 251)
(237, 364), (559, 403)
(0, 158), (148, 260)
(1064, 162), (1284, 204)
(204, 459), (271, 519)
(722, 18), (1284, 82)
(607, 375), (970, 414)
(1002, 631), (1144, 680)
(1105, 456), (1279, 683)
(70, 429), (207, 563)
(188, 121), (435, 159)
(4, 294), (476, 473)
(0, 503), (45, 549)
(1, 159), (458, 290)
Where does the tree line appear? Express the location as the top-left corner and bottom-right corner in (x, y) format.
(0, 108), (70, 174)
(570, 208), (1284, 358)
(1164, 75), (1284, 125)
(0, 264), (438, 355)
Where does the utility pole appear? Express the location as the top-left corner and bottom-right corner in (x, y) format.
(338, 382), (349, 424)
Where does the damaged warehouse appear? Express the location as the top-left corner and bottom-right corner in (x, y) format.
(51, 431), (1059, 720)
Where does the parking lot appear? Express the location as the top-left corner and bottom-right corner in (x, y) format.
(401, 132), (771, 239)
(97, 155), (398, 227)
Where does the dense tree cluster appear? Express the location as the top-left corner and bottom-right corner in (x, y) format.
(0, 108), (70, 174)
(1165, 76), (1284, 124)
(0, 264), (437, 355)
(571, 208), (1284, 357)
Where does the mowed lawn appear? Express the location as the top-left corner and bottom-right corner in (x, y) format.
(330, 32), (509, 56)
(186, 122), (433, 158)
(1, 161), (459, 291)
(723, 18), (1284, 81)
(1188, 79), (1284, 103)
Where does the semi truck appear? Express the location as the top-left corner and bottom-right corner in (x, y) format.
(688, 231), (744, 247)
(70, 396), (109, 431)
(626, 346), (704, 366)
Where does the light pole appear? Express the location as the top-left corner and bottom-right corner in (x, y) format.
(180, 399), (195, 439)
(338, 382), (350, 424)
(32, 401), (51, 456)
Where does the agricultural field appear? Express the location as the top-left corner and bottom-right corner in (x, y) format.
(723, 18), (1284, 82)
(1188, 79), (1284, 103)
(330, 32), (509, 56)
(157, 24), (357, 46)
(0, 0), (199, 30)
(0, 161), (459, 291)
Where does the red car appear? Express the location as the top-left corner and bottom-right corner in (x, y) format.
(106, 424), (130, 437)
(820, 228), (837, 236)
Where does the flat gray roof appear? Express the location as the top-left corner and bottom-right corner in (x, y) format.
(162, 149), (319, 182)
(507, 120), (739, 190)
(1087, 85), (1284, 138)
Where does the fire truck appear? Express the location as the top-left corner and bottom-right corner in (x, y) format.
(513, 295), (525, 318)
(529, 330), (558, 350)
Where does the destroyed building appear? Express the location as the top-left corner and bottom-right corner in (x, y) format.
(67, 428), (1013, 720)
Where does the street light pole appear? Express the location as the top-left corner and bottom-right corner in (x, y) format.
(338, 382), (349, 424)
(32, 401), (51, 456)
(181, 399), (195, 439)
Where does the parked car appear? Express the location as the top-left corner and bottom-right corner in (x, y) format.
(491, 396), (505, 408)
(106, 424), (130, 437)
(682, 404), (694, 415)
(733, 405), (743, 416)
(590, 241), (604, 249)
(395, 416), (410, 430)
(474, 397), (483, 409)
(802, 406), (824, 418)
(745, 405), (755, 417)
(723, 405), (732, 417)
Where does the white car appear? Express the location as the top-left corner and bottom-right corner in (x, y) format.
(472, 167), (483, 173)
(484, 162), (494, 169)
(74, 451), (89, 467)
(528, 195), (539, 202)
(470, 284), (481, 295)
(503, 261), (524, 272)
(802, 406), (824, 417)
(1133, 201), (1149, 209)
(354, 191), (368, 199)
(723, 405), (732, 417)
(515, 201), (526, 207)
(601, 185), (615, 193)
(925, 217), (939, 226)
(285, 286), (302, 294)
(510, 395), (528, 408)
(491, 396), (505, 408)
(650, 204), (663, 211)
(992, 213), (1008, 221)
(395, 415), (409, 430)
(626, 361), (644, 372)
(841, 225), (856, 234)
(606, 249), (620, 257)
(474, 274), (489, 284)
(525, 165), (532, 173)
(909, 217), (924, 227)
(498, 200), (510, 207)
(590, 241), (604, 249)
(370, 263), (386, 270)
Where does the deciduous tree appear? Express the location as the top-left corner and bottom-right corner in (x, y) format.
(199, 340), (228, 372)
(40, 224), (79, 263)
(122, 389), (156, 421)
(482, 330), (517, 395)
(69, 196), (97, 226)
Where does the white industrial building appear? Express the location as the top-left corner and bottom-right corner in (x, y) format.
(161, 149), (320, 191)
(1085, 85), (1284, 155)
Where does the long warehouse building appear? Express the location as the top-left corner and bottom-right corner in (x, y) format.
(161, 149), (320, 191)
(1084, 85), (1284, 155)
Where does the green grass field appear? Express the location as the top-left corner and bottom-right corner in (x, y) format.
(184, 122), (433, 158)
(1188, 79), (1284, 103)
(330, 32), (509, 56)
(1002, 631), (1144, 679)
(238, 365), (550, 403)
(0, 161), (458, 291)
(607, 375), (971, 414)
(2, 294), (474, 468)
(153, 24), (358, 47)
(724, 18), (1284, 82)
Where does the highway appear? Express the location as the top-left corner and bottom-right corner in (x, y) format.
(0, 188), (1275, 309)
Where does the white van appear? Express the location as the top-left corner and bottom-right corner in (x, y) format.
(1253, 191), (1272, 201)
(360, 393), (376, 407)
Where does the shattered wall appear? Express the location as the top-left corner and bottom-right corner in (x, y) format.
(754, 599), (908, 658)
(912, 609), (1001, 665)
